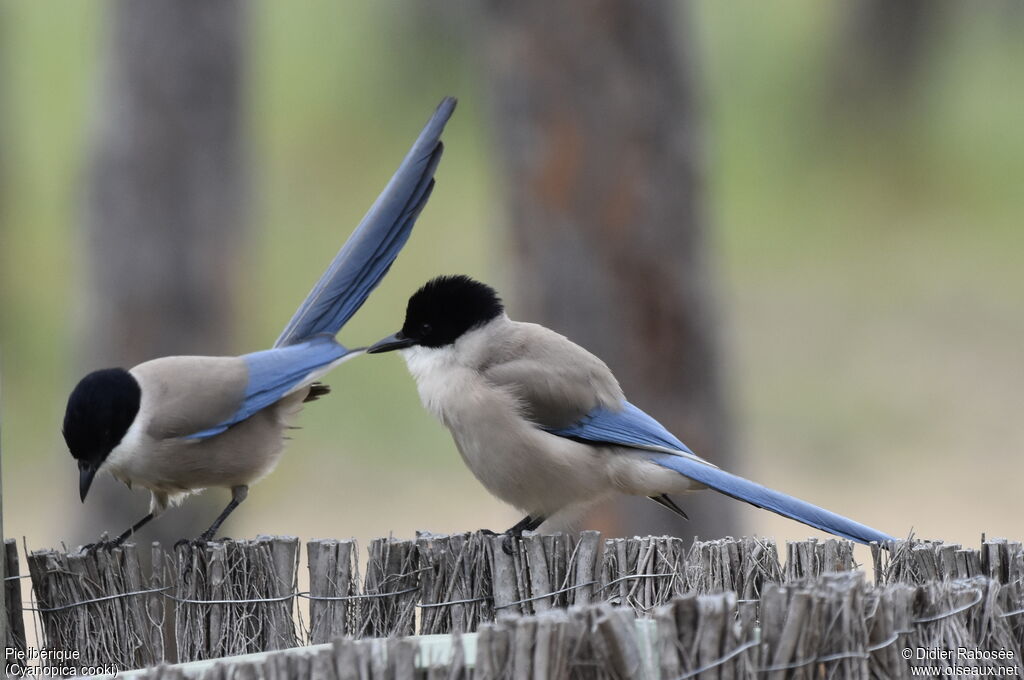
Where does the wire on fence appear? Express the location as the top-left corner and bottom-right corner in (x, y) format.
(672, 638), (760, 680)
(494, 580), (600, 610)
(24, 586), (171, 613)
(297, 587), (420, 602)
(416, 595), (490, 608)
(11, 532), (1023, 677)
(911, 587), (983, 623)
(165, 592), (297, 605)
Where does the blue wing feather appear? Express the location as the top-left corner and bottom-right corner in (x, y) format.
(545, 400), (895, 545)
(275, 97), (456, 347)
(186, 336), (352, 439)
(184, 99), (456, 438)
(546, 401), (695, 455)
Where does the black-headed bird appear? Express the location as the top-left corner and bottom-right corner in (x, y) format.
(368, 274), (896, 545)
(63, 98), (457, 546)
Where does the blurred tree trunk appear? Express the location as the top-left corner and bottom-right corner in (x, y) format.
(829, 0), (947, 117)
(76, 0), (247, 551)
(478, 0), (737, 540)
(0, 7), (7, 647)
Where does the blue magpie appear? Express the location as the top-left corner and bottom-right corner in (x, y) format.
(368, 274), (896, 545)
(62, 98), (457, 546)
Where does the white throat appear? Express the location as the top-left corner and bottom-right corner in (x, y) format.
(398, 317), (502, 424)
(399, 344), (460, 423)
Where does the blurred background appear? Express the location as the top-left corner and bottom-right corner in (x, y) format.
(1, 0), (1021, 558)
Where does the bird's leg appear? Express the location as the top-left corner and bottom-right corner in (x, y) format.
(479, 514), (545, 536)
(195, 485), (248, 544)
(83, 512), (156, 553)
(506, 515), (545, 535)
(478, 516), (547, 553)
(500, 515), (547, 555)
(83, 540), (110, 554)
(111, 512), (156, 546)
(648, 494), (689, 521)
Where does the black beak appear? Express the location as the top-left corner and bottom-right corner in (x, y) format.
(79, 463), (97, 503)
(367, 331), (416, 354)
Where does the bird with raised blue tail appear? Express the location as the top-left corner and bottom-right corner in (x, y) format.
(63, 97), (457, 547)
(368, 274), (896, 546)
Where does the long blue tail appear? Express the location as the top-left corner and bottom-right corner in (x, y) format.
(643, 451), (895, 544)
(275, 97), (457, 348)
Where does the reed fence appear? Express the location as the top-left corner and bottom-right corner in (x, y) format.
(4, 532), (1021, 678)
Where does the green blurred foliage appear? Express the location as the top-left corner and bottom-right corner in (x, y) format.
(1, 1), (1020, 548)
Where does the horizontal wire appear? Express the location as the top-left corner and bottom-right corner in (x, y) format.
(298, 587), (419, 602)
(495, 580), (599, 609)
(25, 587), (170, 613)
(672, 639), (759, 679)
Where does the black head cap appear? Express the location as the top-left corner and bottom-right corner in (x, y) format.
(63, 368), (141, 473)
(380, 275), (503, 350)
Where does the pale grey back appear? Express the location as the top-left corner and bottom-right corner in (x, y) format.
(131, 355), (248, 440)
(477, 321), (624, 429)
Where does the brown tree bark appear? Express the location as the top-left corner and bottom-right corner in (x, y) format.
(76, 0), (247, 548)
(478, 0), (738, 540)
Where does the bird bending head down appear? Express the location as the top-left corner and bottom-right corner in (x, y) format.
(63, 368), (141, 503)
(62, 97), (457, 549)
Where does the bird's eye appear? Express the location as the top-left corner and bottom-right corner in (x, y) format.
(420, 322), (432, 335)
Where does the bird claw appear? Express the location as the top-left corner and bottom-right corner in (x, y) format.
(82, 541), (110, 555)
(173, 537), (212, 551)
(501, 534), (516, 556)
(477, 529), (518, 554)
(82, 537), (121, 555)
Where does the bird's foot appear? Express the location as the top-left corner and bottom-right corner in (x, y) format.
(173, 537), (213, 551)
(82, 535), (123, 554)
(501, 533), (517, 556)
(82, 540), (113, 555)
(476, 529), (520, 554)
